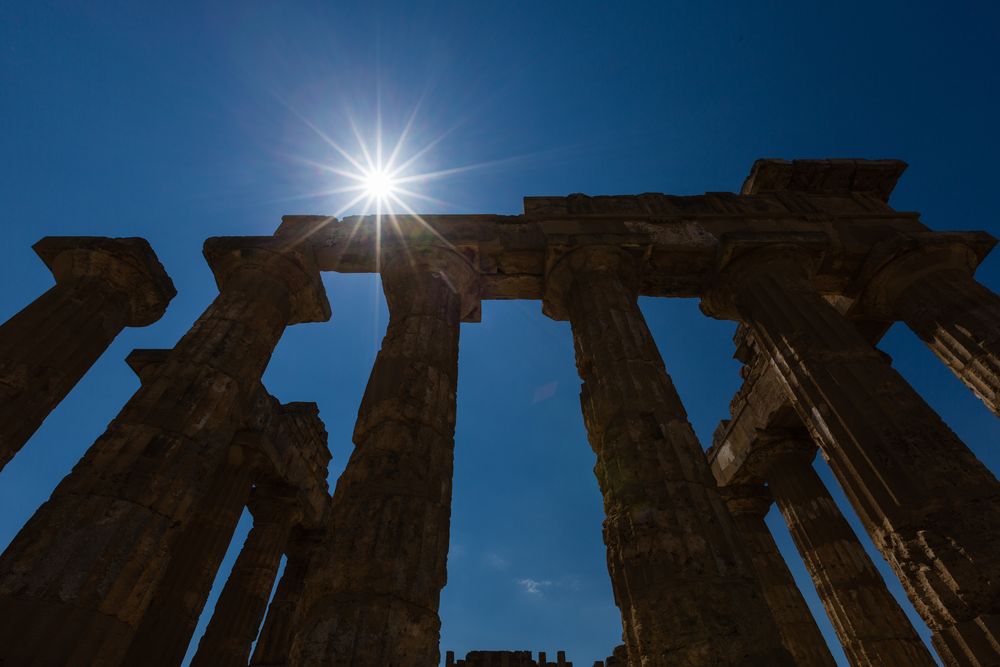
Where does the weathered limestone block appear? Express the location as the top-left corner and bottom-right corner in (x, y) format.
(761, 440), (937, 667)
(0, 236), (175, 471)
(251, 527), (327, 667)
(543, 245), (792, 666)
(720, 483), (837, 667)
(0, 237), (328, 666)
(859, 232), (1000, 417)
(192, 487), (301, 667)
(289, 246), (479, 666)
(703, 241), (1000, 666)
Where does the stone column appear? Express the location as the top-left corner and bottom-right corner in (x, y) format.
(121, 429), (259, 667)
(542, 246), (792, 665)
(0, 237), (329, 666)
(289, 246), (479, 666)
(862, 236), (1000, 417)
(0, 236), (175, 471)
(721, 483), (837, 667)
(192, 487), (300, 667)
(703, 242), (1000, 666)
(250, 528), (325, 666)
(762, 440), (937, 666)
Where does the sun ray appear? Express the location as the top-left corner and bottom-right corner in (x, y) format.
(385, 94), (425, 172)
(282, 103), (371, 176)
(347, 116), (377, 173)
(386, 192), (458, 252)
(392, 186), (453, 208)
(333, 191), (374, 218)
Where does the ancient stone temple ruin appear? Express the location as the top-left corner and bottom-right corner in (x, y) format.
(0, 158), (998, 666)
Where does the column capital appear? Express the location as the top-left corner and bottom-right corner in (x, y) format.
(380, 245), (481, 322)
(33, 236), (176, 327)
(751, 431), (817, 474)
(719, 483), (773, 519)
(203, 236), (331, 324)
(542, 245), (642, 321)
(854, 231), (996, 319)
(700, 232), (827, 321)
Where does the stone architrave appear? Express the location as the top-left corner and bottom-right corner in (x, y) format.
(759, 439), (937, 667)
(703, 240), (1000, 666)
(860, 233), (1000, 417)
(0, 237), (329, 666)
(289, 246), (479, 666)
(720, 483), (837, 667)
(250, 527), (326, 667)
(0, 236), (175, 471)
(192, 486), (301, 667)
(542, 245), (792, 665)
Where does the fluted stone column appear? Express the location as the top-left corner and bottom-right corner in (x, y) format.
(543, 246), (792, 665)
(192, 487), (300, 667)
(703, 242), (1000, 666)
(762, 440), (937, 666)
(0, 237), (329, 666)
(289, 246), (479, 666)
(121, 431), (258, 667)
(862, 237), (1000, 417)
(0, 236), (175, 471)
(251, 528), (325, 667)
(721, 483), (837, 667)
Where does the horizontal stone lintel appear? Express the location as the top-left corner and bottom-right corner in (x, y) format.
(271, 205), (951, 300)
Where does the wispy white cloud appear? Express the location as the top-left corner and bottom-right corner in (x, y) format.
(516, 578), (553, 595)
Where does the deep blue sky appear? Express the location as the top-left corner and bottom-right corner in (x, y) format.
(3, 2), (1000, 665)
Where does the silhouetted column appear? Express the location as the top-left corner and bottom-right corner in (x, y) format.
(543, 246), (792, 665)
(289, 246), (479, 665)
(0, 236), (174, 471)
(863, 237), (1000, 417)
(192, 487), (299, 667)
(763, 440), (936, 666)
(0, 237), (329, 666)
(703, 242), (1000, 666)
(122, 431), (257, 667)
(721, 483), (837, 667)
(250, 528), (325, 666)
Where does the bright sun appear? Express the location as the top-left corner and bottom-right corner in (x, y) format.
(293, 107), (475, 218)
(363, 169), (396, 199)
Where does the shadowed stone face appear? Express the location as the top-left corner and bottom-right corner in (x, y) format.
(719, 483), (837, 667)
(289, 246), (477, 667)
(544, 245), (793, 666)
(6, 158), (1000, 667)
(0, 236), (175, 472)
(705, 243), (1000, 666)
(0, 238), (328, 666)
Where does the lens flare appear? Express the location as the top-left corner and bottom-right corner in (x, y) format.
(363, 168), (396, 200)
